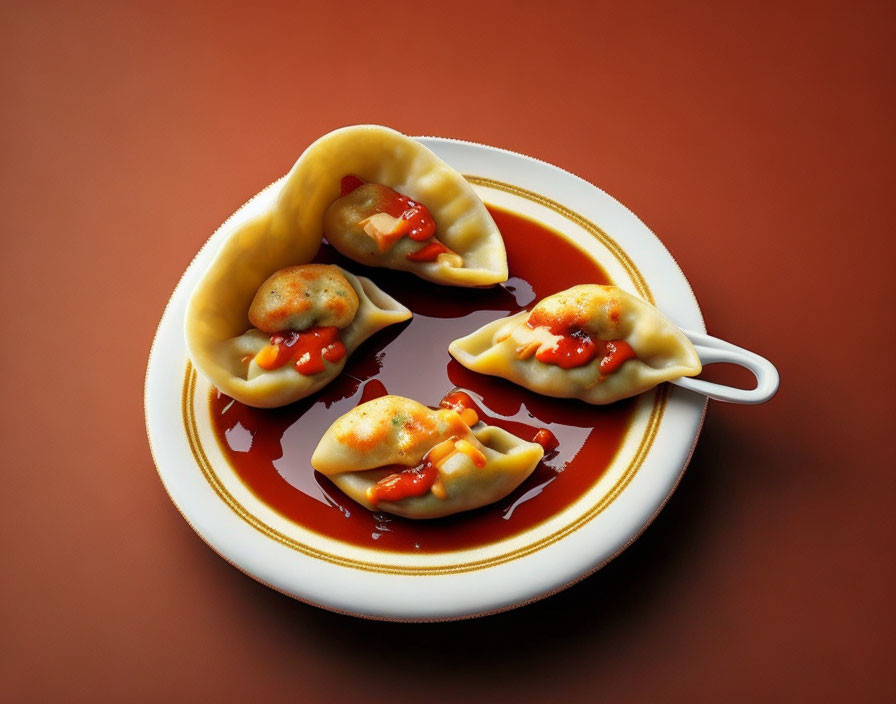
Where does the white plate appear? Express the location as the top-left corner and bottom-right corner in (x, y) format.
(145, 136), (707, 621)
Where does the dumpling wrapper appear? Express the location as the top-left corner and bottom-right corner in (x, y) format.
(189, 265), (410, 408)
(319, 126), (507, 287)
(311, 396), (544, 519)
(188, 126), (440, 407)
(448, 285), (701, 404)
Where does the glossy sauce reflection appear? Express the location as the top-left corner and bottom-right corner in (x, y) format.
(209, 206), (636, 553)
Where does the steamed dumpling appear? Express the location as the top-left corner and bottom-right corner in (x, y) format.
(317, 127), (507, 287)
(311, 395), (544, 519)
(448, 285), (701, 404)
(190, 264), (410, 408)
(186, 125), (505, 407)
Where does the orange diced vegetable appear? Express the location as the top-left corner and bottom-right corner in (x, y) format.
(426, 438), (457, 466)
(254, 344), (281, 369)
(454, 438), (487, 468)
(459, 408), (479, 427)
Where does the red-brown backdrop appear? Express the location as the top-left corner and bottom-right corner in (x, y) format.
(2, 0), (893, 701)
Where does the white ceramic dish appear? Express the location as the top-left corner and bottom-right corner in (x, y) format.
(145, 136), (724, 621)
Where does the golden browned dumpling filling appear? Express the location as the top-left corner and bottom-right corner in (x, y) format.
(248, 264), (359, 334)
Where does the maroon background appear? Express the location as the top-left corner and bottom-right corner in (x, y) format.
(2, 1), (893, 701)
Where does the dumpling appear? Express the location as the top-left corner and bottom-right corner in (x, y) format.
(188, 263), (410, 408)
(318, 126), (507, 286)
(311, 395), (544, 519)
(190, 124), (500, 406)
(448, 285), (701, 404)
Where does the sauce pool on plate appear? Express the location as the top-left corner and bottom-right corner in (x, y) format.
(209, 205), (636, 553)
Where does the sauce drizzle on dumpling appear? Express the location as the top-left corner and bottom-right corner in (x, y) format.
(329, 176), (464, 268)
(311, 391), (556, 515)
(513, 292), (638, 374)
(247, 264), (358, 376)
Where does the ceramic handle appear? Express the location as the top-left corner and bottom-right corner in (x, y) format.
(671, 329), (779, 404)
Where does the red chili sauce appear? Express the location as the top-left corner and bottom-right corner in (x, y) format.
(209, 205), (637, 553)
(341, 175), (454, 262)
(254, 327), (346, 375)
(367, 391), (481, 506)
(525, 308), (637, 372)
(368, 457), (440, 506)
